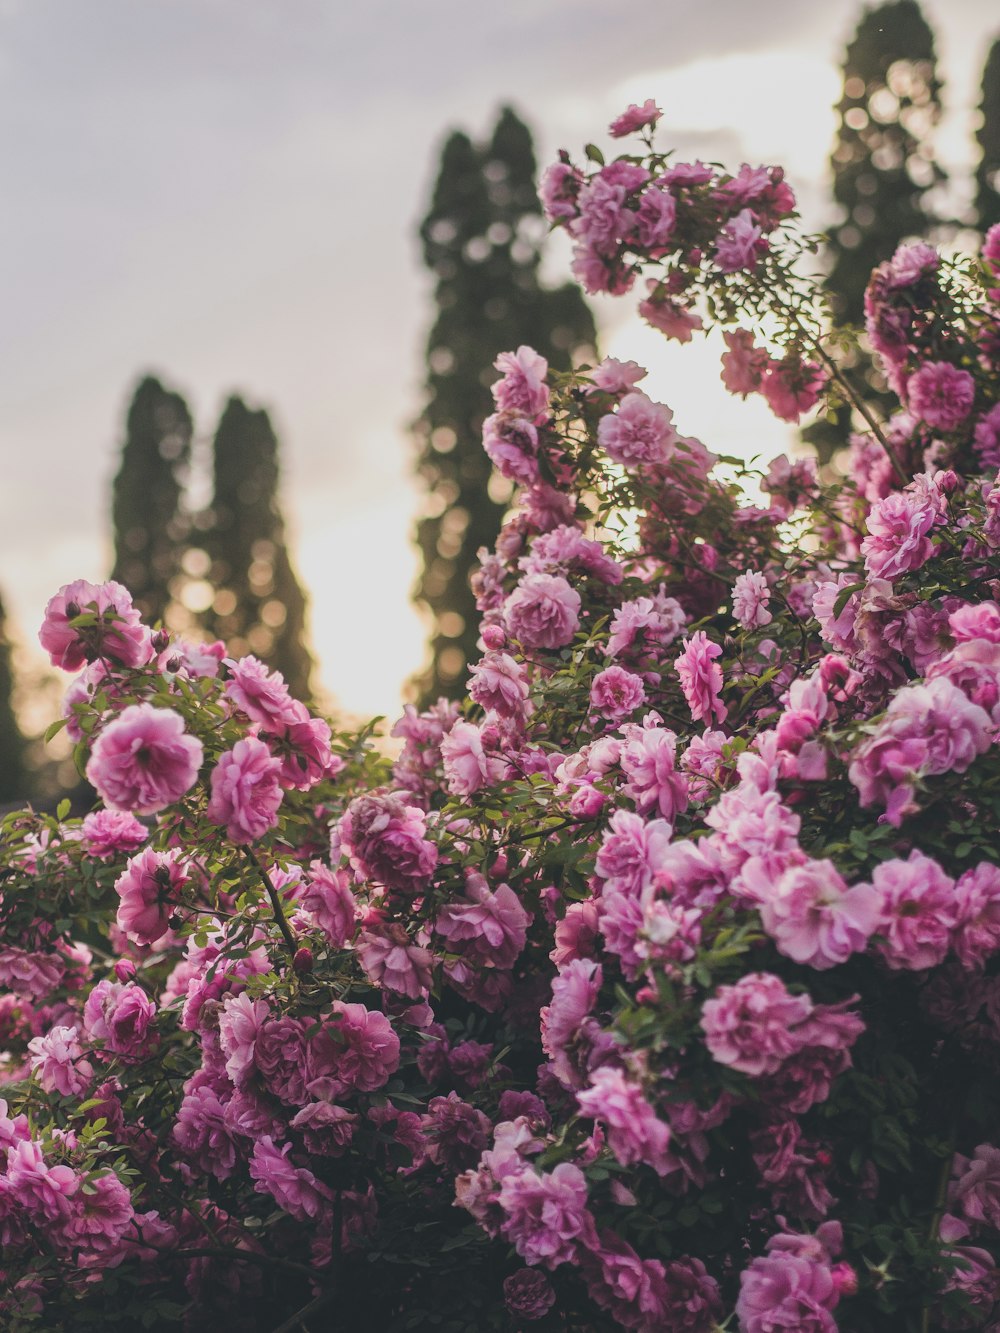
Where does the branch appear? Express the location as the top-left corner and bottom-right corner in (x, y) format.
(269, 1287), (340, 1333)
(244, 846), (298, 962)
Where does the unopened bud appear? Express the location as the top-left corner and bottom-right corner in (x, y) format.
(292, 946), (314, 975)
(113, 959), (136, 983)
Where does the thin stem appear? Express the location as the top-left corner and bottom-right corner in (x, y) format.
(269, 1287), (340, 1333)
(244, 846), (298, 961)
(168, 1246), (318, 1280)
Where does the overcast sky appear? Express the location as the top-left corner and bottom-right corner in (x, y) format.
(1, 0), (997, 721)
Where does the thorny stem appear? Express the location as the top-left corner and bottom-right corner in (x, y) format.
(920, 1135), (959, 1333)
(244, 845), (298, 962)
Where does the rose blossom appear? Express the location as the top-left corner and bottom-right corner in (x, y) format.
(675, 632), (727, 725)
(597, 391), (676, 469)
(114, 847), (189, 945)
(906, 360), (976, 432)
(732, 570), (772, 629)
(497, 1163), (595, 1269)
(249, 1136), (332, 1222)
(27, 1025), (92, 1097)
(576, 1067), (672, 1175)
(864, 849), (957, 971)
(86, 704), (203, 815)
(207, 736), (284, 843)
(608, 99), (661, 138)
(83, 980), (157, 1058)
(952, 862), (1000, 968)
(504, 1268), (556, 1320)
(589, 666), (646, 722)
(759, 859), (881, 970)
(504, 574), (581, 650)
(80, 810), (148, 859)
(39, 579), (151, 672)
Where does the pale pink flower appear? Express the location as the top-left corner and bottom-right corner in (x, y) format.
(732, 570), (772, 629)
(440, 720), (508, 796)
(207, 736), (283, 843)
(435, 880), (530, 970)
(218, 992), (271, 1088)
(80, 810), (148, 860)
(492, 346), (550, 416)
(576, 1067), (671, 1175)
(540, 959), (602, 1089)
(588, 357), (647, 394)
(953, 862), (1000, 968)
(224, 655), (295, 730)
(597, 392), (676, 469)
(866, 850), (957, 970)
(39, 579), (151, 672)
(28, 1025), (92, 1096)
(761, 357), (825, 422)
(86, 704), (203, 815)
(619, 722), (689, 821)
(504, 574), (581, 650)
(356, 926), (433, 998)
(307, 1002), (400, 1096)
(468, 652), (531, 720)
(675, 632), (727, 725)
(861, 481), (944, 580)
(297, 861), (357, 946)
(714, 208), (766, 272)
(720, 329), (769, 397)
(639, 285), (703, 341)
(759, 859), (881, 970)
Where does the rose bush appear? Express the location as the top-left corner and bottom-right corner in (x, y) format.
(2, 100), (1000, 1330)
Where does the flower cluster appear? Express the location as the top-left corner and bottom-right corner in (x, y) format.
(1, 108), (1000, 1333)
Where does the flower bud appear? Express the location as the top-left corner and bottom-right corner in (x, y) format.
(292, 946), (314, 974)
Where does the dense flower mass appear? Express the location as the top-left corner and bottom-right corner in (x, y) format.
(3, 100), (1000, 1333)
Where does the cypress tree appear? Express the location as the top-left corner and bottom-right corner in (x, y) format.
(975, 36), (1000, 234)
(202, 396), (313, 700)
(0, 591), (28, 806)
(111, 375), (193, 626)
(413, 106), (595, 703)
(811, 0), (944, 456)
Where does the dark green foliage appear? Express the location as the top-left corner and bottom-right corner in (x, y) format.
(202, 396), (313, 701)
(413, 107), (596, 703)
(0, 590), (28, 806)
(976, 36), (1000, 234)
(111, 376), (193, 627)
(811, 1), (944, 458)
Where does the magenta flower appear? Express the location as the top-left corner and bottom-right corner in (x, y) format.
(907, 360), (975, 431)
(249, 1136), (332, 1222)
(338, 792), (438, 895)
(675, 631), (727, 725)
(498, 1163), (595, 1269)
(86, 704), (203, 815)
(83, 980), (157, 1058)
(608, 98), (661, 138)
(207, 736), (283, 843)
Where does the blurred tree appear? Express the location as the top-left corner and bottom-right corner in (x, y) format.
(975, 36), (1000, 234)
(0, 590), (29, 806)
(202, 396), (313, 700)
(413, 106), (596, 704)
(809, 0), (944, 458)
(111, 375), (193, 626)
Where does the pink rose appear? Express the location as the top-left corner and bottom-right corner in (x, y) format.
(207, 737), (283, 843)
(86, 704), (203, 815)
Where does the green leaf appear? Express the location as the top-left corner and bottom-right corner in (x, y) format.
(584, 143), (605, 165)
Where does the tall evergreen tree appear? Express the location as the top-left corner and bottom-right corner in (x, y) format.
(810, 0), (944, 456)
(202, 396), (313, 700)
(0, 591), (28, 806)
(975, 36), (1000, 234)
(111, 375), (193, 626)
(413, 106), (596, 703)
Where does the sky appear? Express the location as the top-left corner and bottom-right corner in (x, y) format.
(1, 0), (997, 724)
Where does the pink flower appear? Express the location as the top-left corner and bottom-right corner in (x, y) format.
(207, 737), (283, 843)
(973, 402), (1000, 469)
(498, 1163), (595, 1269)
(639, 284), (703, 342)
(356, 926), (433, 998)
(589, 357), (647, 394)
(435, 880), (530, 970)
(482, 412), (540, 484)
(86, 704), (203, 815)
(468, 652), (531, 720)
(759, 859), (881, 970)
(337, 793), (438, 896)
(595, 809), (674, 895)
(589, 666), (646, 722)
(635, 185), (677, 250)
(492, 346), (550, 417)
(80, 810), (148, 859)
(172, 1072), (240, 1180)
(608, 99), (661, 138)
(950, 1144), (1000, 1230)
(115, 847), (189, 945)
(540, 959), (602, 1089)
(736, 1249), (839, 1332)
(597, 391), (676, 470)
(848, 677), (992, 826)
(720, 329), (769, 397)
(218, 992), (270, 1088)
(619, 722), (689, 822)
(440, 720), (508, 796)
(39, 579), (151, 672)
(540, 160), (583, 222)
(701, 973), (814, 1076)
(675, 632), (727, 725)
(61, 1170), (134, 1265)
(504, 574), (581, 650)
(576, 1067), (672, 1175)
(308, 1002), (400, 1096)
(297, 861), (357, 946)
(83, 980), (157, 1057)
(952, 862), (1000, 968)
(861, 478), (944, 580)
(865, 850), (957, 970)
(224, 655), (295, 730)
(761, 357), (825, 422)
(907, 360), (976, 432)
(27, 1025), (92, 1096)
(732, 571), (772, 629)
(714, 208), (766, 272)
(249, 1136), (332, 1222)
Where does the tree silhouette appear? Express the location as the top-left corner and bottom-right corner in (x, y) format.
(201, 396), (313, 700)
(413, 106), (595, 703)
(0, 590), (28, 806)
(976, 36), (1000, 234)
(111, 375), (193, 627)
